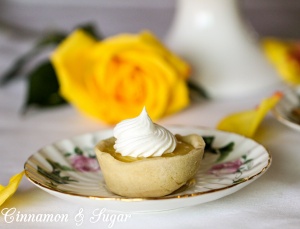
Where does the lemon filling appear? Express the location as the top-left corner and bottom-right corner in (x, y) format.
(105, 140), (194, 162)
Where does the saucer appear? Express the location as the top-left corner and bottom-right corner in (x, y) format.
(273, 87), (300, 131)
(24, 126), (271, 212)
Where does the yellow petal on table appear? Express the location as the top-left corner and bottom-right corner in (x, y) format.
(263, 38), (300, 85)
(217, 92), (283, 138)
(0, 171), (24, 206)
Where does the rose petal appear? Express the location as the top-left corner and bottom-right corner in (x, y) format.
(263, 38), (300, 85)
(0, 171), (24, 206)
(139, 31), (190, 78)
(217, 92), (283, 138)
(51, 30), (100, 118)
(51, 30), (190, 124)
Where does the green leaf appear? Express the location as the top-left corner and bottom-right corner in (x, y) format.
(0, 25), (100, 86)
(75, 23), (102, 40)
(64, 153), (73, 157)
(233, 177), (247, 184)
(37, 166), (77, 185)
(36, 32), (66, 48)
(0, 31), (67, 86)
(74, 147), (84, 155)
(46, 159), (74, 172)
(23, 61), (67, 112)
(0, 49), (39, 85)
(188, 81), (209, 99)
(203, 136), (218, 154)
(217, 142), (235, 162)
(202, 136), (235, 161)
(202, 136), (215, 148)
(244, 159), (253, 165)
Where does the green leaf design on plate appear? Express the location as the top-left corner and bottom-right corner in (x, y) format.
(203, 136), (235, 162)
(65, 146), (96, 159)
(244, 159), (253, 165)
(216, 142), (235, 162)
(202, 136), (214, 148)
(236, 155), (254, 173)
(37, 159), (77, 187)
(74, 147), (84, 155)
(46, 159), (74, 171)
(37, 166), (76, 185)
(233, 177), (248, 184)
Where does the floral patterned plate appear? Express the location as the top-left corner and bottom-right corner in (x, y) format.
(272, 86), (300, 132)
(24, 126), (271, 212)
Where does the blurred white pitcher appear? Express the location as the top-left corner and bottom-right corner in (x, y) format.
(166, 0), (280, 99)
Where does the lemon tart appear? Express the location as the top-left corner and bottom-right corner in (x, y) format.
(95, 108), (205, 197)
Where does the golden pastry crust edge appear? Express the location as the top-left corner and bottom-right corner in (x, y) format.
(95, 134), (205, 197)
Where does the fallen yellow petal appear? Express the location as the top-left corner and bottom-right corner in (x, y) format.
(263, 38), (300, 85)
(0, 171), (24, 206)
(217, 92), (283, 138)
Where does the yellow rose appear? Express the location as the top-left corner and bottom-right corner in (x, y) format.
(263, 38), (300, 85)
(51, 30), (190, 124)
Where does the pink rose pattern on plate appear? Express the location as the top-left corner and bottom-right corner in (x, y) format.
(203, 136), (253, 184)
(38, 136), (253, 187)
(37, 146), (100, 187)
(66, 147), (100, 172)
(71, 155), (99, 172)
(208, 154), (253, 184)
(209, 159), (243, 175)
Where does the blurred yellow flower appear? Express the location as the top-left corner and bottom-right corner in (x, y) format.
(51, 30), (190, 124)
(0, 171), (24, 206)
(217, 92), (283, 138)
(263, 38), (300, 85)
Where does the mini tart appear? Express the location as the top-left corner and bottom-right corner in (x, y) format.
(95, 134), (205, 198)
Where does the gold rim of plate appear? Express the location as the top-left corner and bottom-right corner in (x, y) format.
(24, 126), (272, 202)
(272, 86), (300, 130)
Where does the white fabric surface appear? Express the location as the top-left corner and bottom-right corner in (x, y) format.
(1, 80), (300, 229)
(1, 26), (300, 229)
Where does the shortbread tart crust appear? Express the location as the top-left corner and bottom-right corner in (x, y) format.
(95, 134), (205, 198)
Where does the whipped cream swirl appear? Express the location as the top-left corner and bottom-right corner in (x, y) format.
(113, 107), (177, 157)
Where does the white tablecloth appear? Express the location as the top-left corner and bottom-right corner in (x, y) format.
(1, 28), (300, 229)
